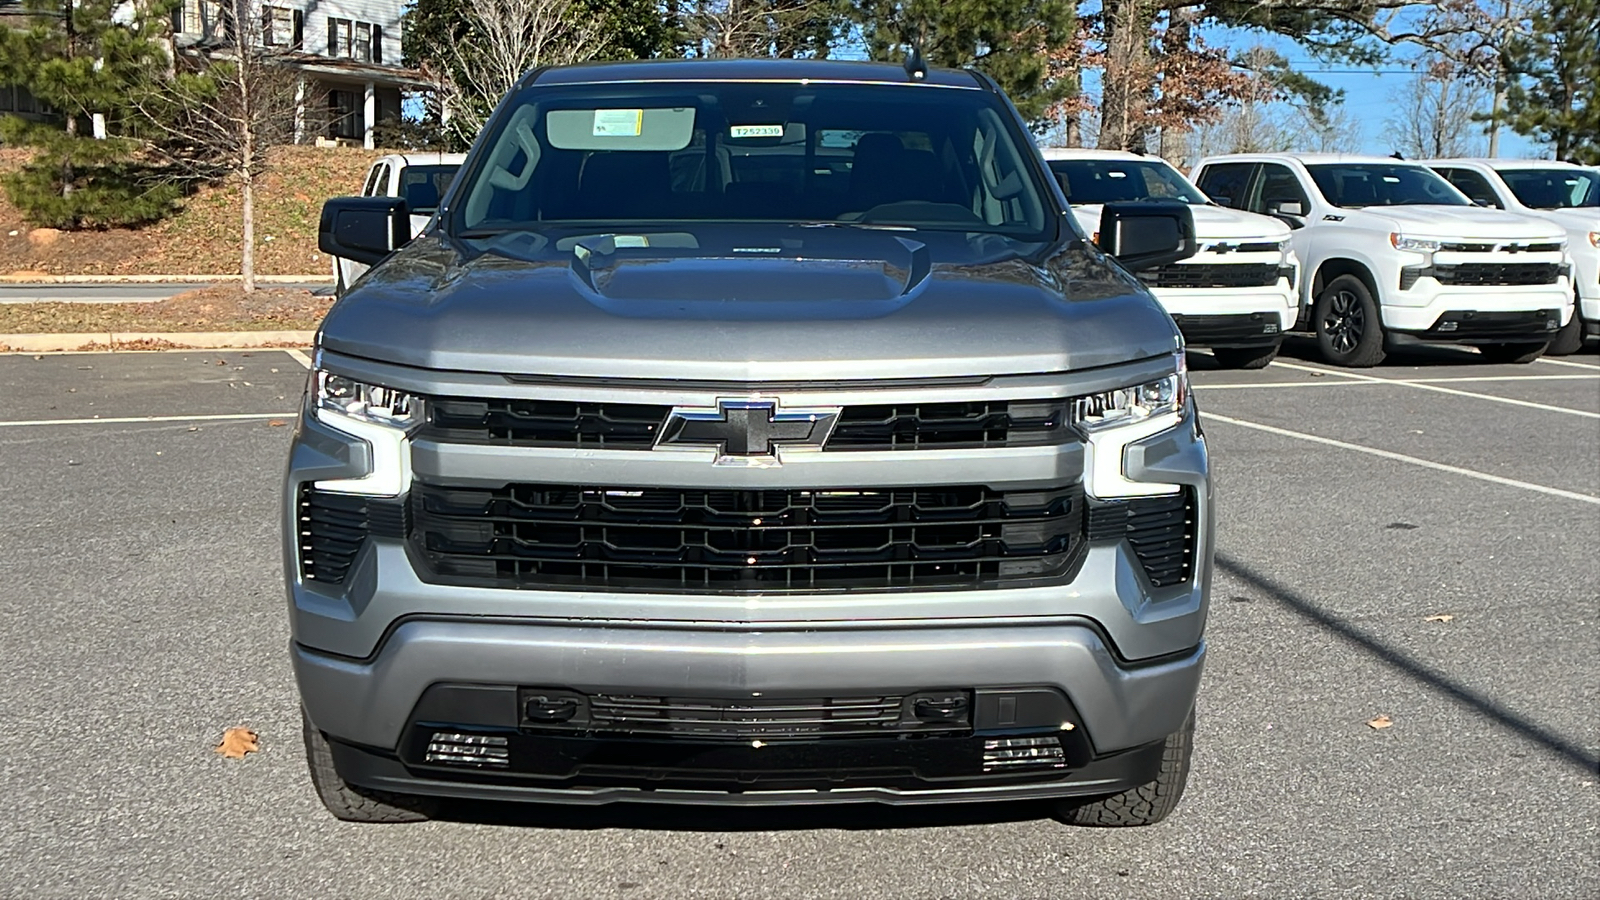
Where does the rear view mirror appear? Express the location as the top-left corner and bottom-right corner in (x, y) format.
(318, 197), (411, 266)
(1097, 201), (1197, 272)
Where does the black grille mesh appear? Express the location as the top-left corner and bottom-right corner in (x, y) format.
(411, 482), (1085, 592)
(1139, 263), (1281, 289)
(1432, 263), (1560, 286)
(1086, 490), (1197, 588)
(417, 398), (1070, 451)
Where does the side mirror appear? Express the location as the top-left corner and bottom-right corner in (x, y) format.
(1269, 201), (1305, 217)
(318, 197), (411, 266)
(1097, 201), (1197, 271)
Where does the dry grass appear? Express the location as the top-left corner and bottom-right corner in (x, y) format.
(0, 146), (382, 277)
(0, 284), (333, 333)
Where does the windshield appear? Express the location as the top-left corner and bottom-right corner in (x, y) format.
(1499, 167), (1600, 209)
(1045, 159), (1209, 204)
(452, 82), (1053, 240)
(399, 164), (459, 215)
(1306, 163), (1470, 208)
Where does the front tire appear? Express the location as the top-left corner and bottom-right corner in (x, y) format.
(1210, 343), (1280, 370)
(1474, 341), (1549, 365)
(1315, 275), (1386, 367)
(1056, 708), (1195, 827)
(302, 708), (436, 823)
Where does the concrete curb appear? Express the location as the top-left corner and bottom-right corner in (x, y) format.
(0, 331), (315, 352)
(0, 274), (331, 284)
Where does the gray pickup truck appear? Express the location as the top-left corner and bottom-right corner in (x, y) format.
(292, 58), (1213, 827)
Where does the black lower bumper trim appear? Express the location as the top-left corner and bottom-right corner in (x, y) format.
(1169, 313), (1283, 348)
(1402, 308), (1563, 343)
(327, 736), (1166, 807)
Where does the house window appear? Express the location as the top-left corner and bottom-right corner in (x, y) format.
(327, 17), (383, 63)
(328, 90), (364, 139)
(263, 7), (301, 49)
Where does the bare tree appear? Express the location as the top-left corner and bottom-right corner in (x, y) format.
(1385, 73), (1488, 159)
(1293, 101), (1363, 154)
(421, 0), (607, 144)
(1190, 100), (1291, 157)
(678, 1), (837, 59)
(136, 0), (306, 291)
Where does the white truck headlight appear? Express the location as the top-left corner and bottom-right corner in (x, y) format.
(1389, 234), (1440, 253)
(311, 369), (420, 496)
(1072, 355), (1188, 432)
(1074, 352), (1190, 498)
(315, 370), (422, 430)
(1589, 231), (1598, 248)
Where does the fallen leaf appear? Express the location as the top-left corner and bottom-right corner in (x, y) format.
(215, 727), (259, 758)
(1424, 614), (1455, 623)
(1367, 715), (1394, 730)
(1309, 371), (1325, 377)
(268, 419), (287, 427)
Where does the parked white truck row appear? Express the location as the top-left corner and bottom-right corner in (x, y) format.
(1041, 149), (1594, 368)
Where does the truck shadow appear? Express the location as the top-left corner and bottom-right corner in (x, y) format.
(430, 797), (1062, 831)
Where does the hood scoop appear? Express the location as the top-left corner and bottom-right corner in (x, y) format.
(568, 233), (932, 307)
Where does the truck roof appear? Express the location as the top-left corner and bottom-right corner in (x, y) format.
(525, 58), (987, 91)
(1037, 148), (1151, 161)
(1198, 152), (1431, 166)
(1425, 157), (1597, 171)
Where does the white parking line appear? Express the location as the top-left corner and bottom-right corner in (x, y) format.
(1536, 356), (1600, 370)
(1204, 412), (1600, 505)
(1209, 413), (1600, 506)
(1197, 373), (1600, 390)
(1266, 360), (1600, 419)
(0, 412), (291, 428)
(284, 348), (313, 369)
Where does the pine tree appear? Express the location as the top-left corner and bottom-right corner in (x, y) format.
(851, 0), (1076, 121)
(1502, 0), (1598, 163)
(0, 0), (182, 228)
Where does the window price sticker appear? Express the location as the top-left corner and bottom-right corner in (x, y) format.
(592, 109), (644, 137)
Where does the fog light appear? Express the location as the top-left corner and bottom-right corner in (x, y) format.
(982, 735), (1066, 772)
(426, 731), (510, 768)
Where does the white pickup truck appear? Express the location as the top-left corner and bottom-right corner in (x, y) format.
(1191, 153), (1574, 366)
(1426, 159), (1599, 355)
(1042, 149), (1298, 368)
(333, 152), (467, 295)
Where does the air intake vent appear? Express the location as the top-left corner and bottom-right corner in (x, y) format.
(1086, 490), (1197, 588)
(982, 736), (1066, 772)
(296, 487), (406, 585)
(425, 732), (510, 768)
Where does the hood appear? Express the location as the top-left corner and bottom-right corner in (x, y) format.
(320, 225), (1180, 380)
(1533, 207), (1600, 241)
(1070, 203), (1290, 243)
(1362, 206), (1569, 242)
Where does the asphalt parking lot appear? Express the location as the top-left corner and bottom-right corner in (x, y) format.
(0, 342), (1595, 899)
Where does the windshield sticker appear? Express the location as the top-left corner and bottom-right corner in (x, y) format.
(593, 109), (644, 137)
(730, 124), (785, 139)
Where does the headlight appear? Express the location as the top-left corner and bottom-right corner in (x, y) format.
(1390, 234), (1440, 253)
(315, 370), (421, 430)
(1072, 353), (1189, 432)
(1589, 231), (1598, 248)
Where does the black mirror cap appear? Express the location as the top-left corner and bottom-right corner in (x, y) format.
(1097, 201), (1197, 272)
(318, 197), (411, 266)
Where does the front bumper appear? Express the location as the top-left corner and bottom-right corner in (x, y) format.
(296, 622), (1203, 803)
(1151, 282), (1298, 344)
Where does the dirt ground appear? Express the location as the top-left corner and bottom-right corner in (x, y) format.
(0, 146), (382, 277)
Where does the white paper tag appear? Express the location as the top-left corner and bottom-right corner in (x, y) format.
(730, 124), (785, 139)
(593, 109), (643, 137)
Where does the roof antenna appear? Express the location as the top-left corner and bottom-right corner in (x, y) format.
(1390, 151), (1405, 160)
(903, 43), (928, 81)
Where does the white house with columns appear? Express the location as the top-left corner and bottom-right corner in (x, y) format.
(172, 0), (427, 149)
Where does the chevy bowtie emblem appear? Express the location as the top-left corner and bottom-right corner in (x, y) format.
(657, 399), (841, 465)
